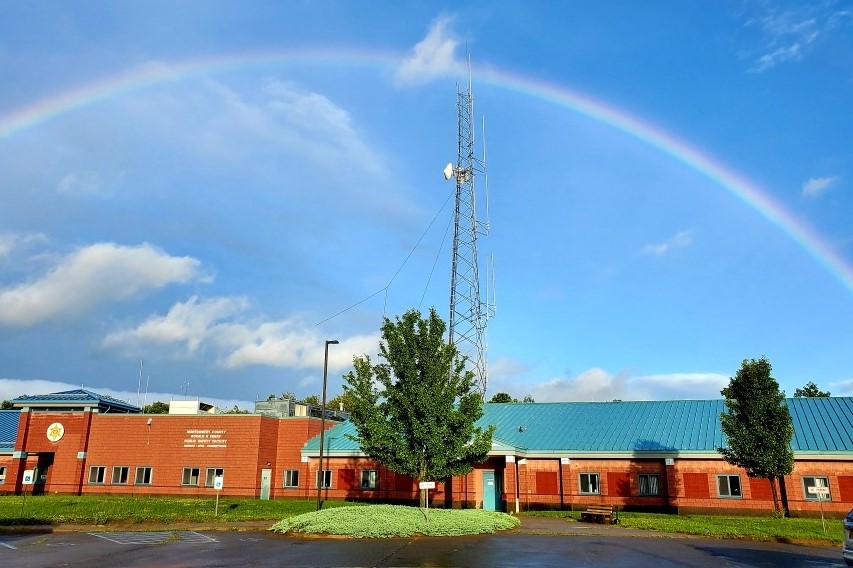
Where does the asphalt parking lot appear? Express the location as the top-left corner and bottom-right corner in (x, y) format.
(0, 518), (846, 568)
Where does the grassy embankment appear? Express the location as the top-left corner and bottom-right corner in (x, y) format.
(0, 494), (356, 525)
(525, 510), (845, 545)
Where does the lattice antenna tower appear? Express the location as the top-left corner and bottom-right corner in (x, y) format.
(443, 57), (494, 397)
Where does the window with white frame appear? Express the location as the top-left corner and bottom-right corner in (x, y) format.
(717, 474), (742, 498)
(316, 469), (331, 489)
(88, 466), (106, 484)
(135, 466), (153, 485)
(182, 467), (200, 486)
(638, 473), (660, 496)
(579, 472), (600, 495)
(112, 466), (129, 484)
(361, 469), (378, 490)
(802, 476), (831, 501)
(284, 469), (300, 488)
(205, 467), (224, 487)
(0, 466), (6, 484)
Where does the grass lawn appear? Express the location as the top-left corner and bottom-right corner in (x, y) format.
(0, 494), (358, 525)
(271, 505), (521, 537)
(523, 510), (845, 545)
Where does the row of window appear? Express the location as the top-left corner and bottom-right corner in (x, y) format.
(87, 466), (223, 487)
(69, 466), (834, 500)
(577, 472), (832, 500)
(283, 469), (378, 490)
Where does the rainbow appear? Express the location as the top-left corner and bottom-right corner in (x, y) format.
(2, 50), (852, 294)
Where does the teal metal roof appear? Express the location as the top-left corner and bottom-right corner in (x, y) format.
(304, 397), (853, 456)
(12, 389), (141, 413)
(0, 410), (19, 451)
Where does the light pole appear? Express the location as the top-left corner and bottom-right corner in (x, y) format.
(316, 339), (338, 511)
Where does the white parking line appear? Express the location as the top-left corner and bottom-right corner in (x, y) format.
(90, 531), (216, 545)
(0, 542), (17, 550)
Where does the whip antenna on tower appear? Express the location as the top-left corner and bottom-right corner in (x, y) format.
(443, 55), (494, 396)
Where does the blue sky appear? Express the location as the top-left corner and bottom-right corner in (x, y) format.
(1, 1), (851, 409)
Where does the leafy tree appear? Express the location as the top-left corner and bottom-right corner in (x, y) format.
(301, 394), (321, 406)
(489, 392), (514, 403)
(522, 394), (535, 403)
(281, 391), (297, 400)
(328, 390), (358, 412)
(1, 400), (14, 410)
(793, 381), (830, 397)
(344, 308), (494, 507)
(143, 401), (170, 414)
(224, 405), (250, 414)
(718, 357), (794, 515)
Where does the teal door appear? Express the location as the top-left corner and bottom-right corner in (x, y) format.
(482, 470), (497, 511)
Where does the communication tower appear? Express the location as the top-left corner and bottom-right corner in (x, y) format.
(443, 63), (493, 396)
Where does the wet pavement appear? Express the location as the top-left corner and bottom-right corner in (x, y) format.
(0, 516), (844, 568)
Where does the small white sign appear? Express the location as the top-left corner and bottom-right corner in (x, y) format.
(22, 469), (35, 485)
(418, 481), (436, 490)
(213, 476), (224, 490)
(560, 457), (570, 465)
(808, 486), (829, 495)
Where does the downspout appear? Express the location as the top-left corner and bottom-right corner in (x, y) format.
(514, 458), (520, 514)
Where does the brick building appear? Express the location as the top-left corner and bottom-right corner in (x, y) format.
(1, 390), (851, 517)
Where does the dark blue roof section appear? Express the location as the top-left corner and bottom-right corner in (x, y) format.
(0, 410), (20, 451)
(12, 389), (141, 413)
(304, 397), (853, 456)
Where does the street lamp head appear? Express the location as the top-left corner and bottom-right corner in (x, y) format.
(326, 339), (339, 346)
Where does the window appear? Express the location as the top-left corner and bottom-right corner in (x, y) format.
(135, 466), (153, 485)
(88, 466), (106, 484)
(284, 469), (300, 488)
(112, 466), (129, 485)
(361, 469), (378, 490)
(717, 474), (742, 498)
(638, 474), (660, 496)
(803, 476), (831, 501)
(0, 466), (7, 484)
(205, 468), (224, 487)
(182, 467), (200, 486)
(579, 473), (600, 495)
(316, 470), (331, 489)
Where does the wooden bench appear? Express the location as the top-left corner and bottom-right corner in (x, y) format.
(580, 504), (618, 524)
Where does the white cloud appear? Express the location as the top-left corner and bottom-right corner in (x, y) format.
(57, 171), (107, 196)
(747, 7), (850, 72)
(802, 175), (838, 198)
(102, 295), (249, 355)
(527, 368), (728, 402)
(102, 295), (379, 372)
(642, 230), (693, 257)
(395, 15), (464, 87)
(0, 242), (205, 327)
(0, 232), (47, 259)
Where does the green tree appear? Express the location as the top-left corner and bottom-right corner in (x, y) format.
(718, 357), (794, 515)
(301, 394), (321, 406)
(1, 400), (15, 410)
(143, 401), (170, 414)
(793, 381), (830, 397)
(343, 308), (494, 507)
(224, 405), (250, 414)
(489, 392), (514, 403)
(522, 394), (535, 403)
(328, 390), (358, 412)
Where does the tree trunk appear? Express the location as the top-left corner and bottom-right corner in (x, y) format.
(769, 475), (780, 515)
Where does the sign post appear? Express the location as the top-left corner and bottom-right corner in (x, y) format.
(21, 469), (35, 518)
(418, 481), (436, 520)
(213, 476), (224, 516)
(808, 485), (830, 534)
